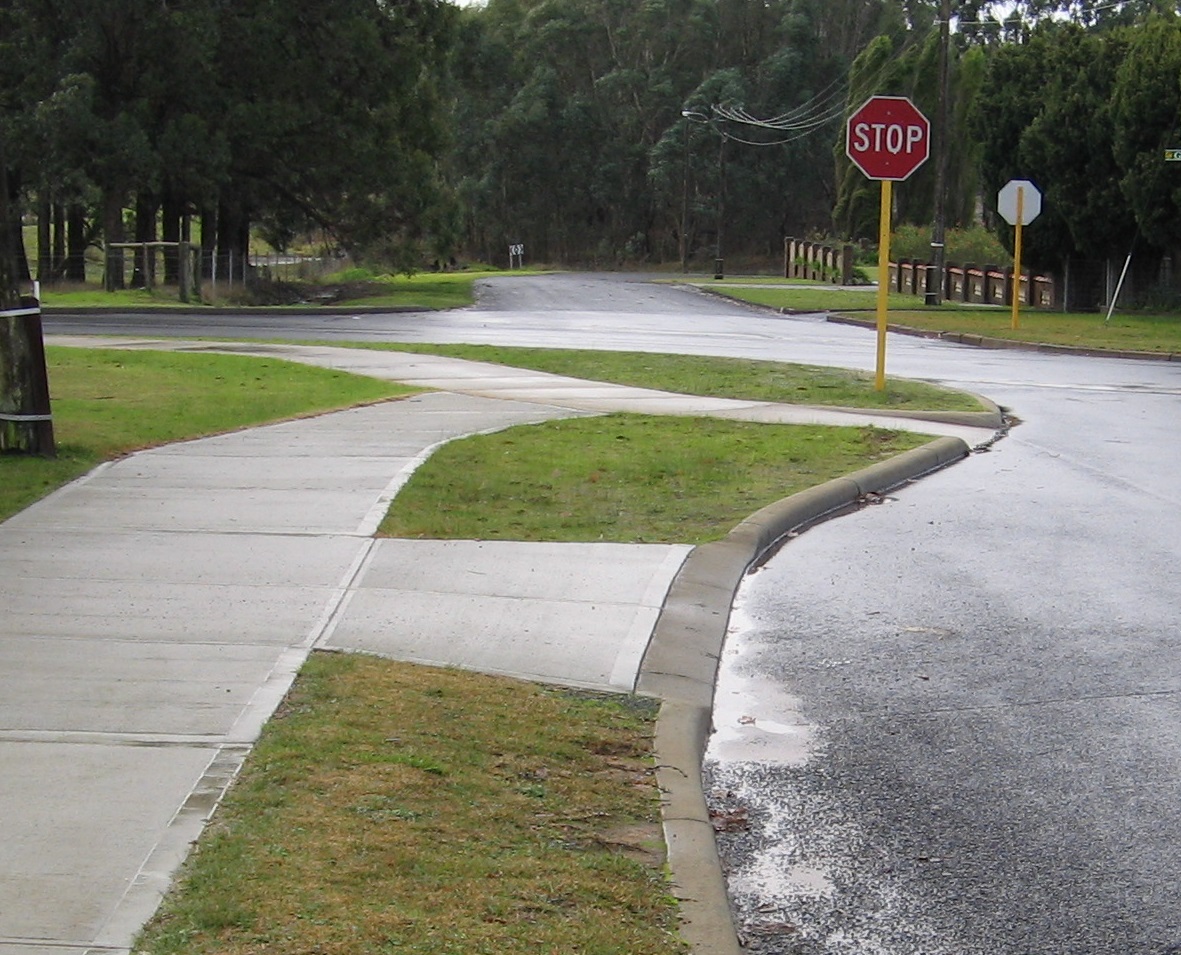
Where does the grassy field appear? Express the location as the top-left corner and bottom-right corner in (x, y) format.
(703, 281), (1181, 354)
(345, 343), (987, 413)
(331, 270), (504, 309)
(881, 307), (1181, 353)
(35, 270), (497, 310)
(695, 282), (922, 313)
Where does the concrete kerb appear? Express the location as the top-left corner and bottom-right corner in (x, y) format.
(640, 435), (970, 955)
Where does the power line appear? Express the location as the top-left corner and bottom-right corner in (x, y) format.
(947, 0), (1151, 26)
(698, 39), (911, 146)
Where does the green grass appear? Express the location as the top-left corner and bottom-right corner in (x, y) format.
(883, 307), (1181, 353)
(134, 652), (686, 955)
(381, 413), (930, 543)
(0, 348), (414, 521)
(706, 283), (1181, 353)
(344, 343), (987, 413)
(704, 283), (923, 313)
(35, 270), (501, 310)
(39, 285), (193, 308)
(331, 270), (526, 309)
(672, 276), (827, 286)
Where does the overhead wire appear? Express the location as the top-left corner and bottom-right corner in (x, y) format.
(682, 1), (1147, 147)
(692, 36), (912, 147)
(944, 0), (1142, 26)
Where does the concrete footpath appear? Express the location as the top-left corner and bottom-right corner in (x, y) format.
(1, 339), (1001, 955)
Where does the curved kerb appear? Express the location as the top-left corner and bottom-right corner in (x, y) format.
(636, 435), (970, 955)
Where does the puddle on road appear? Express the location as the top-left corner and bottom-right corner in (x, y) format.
(707, 603), (820, 767)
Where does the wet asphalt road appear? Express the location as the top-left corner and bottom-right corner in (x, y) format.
(47, 272), (1181, 953)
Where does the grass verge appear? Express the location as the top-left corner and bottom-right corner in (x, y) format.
(0, 348), (414, 521)
(331, 270), (508, 309)
(134, 652), (686, 955)
(705, 283), (1181, 354)
(36, 270), (498, 310)
(341, 343), (986, 413)
(880, 307), (1181, 353)
(40, 285), (190, 308)
(382, 413), (931, 543)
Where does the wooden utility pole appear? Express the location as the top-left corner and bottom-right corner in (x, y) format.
(0, 137), (55, 456)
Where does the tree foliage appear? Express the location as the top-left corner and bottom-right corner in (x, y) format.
(0, 0), (460, 280)
(454, 0), (936, 266)
(974, 11), (1181, 288)
(4, 0), (1181, 284)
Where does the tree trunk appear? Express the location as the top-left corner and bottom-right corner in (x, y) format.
(130, 193), (158, 288)
(37, 189), (51, 285)
(102, 189), (126, 290)
(66, 203), (87, 282)
(6, 167), (31, 284)
(161, 187), (181, 285)
(52, 202), (66, 283)
(0, 143), (55, 455)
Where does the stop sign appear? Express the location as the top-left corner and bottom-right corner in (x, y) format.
(846, 95), (931, 181)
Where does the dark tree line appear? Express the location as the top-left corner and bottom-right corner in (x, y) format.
(451, 0), (1181, 297)
(2, 0), (1181, 287)
(451, 0), (932, 267)
(6, 0), (1181, 453)
(974, 10), (1181, 304)
(0, 0), (460, 287)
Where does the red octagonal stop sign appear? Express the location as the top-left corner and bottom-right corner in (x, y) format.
(846, 95), (930, 181)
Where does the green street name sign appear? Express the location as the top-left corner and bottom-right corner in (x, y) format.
(1166, 149), (1181, 161)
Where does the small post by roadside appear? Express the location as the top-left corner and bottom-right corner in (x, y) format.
(996, 179), (1042, 331)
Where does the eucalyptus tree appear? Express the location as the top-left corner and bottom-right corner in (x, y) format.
(0, 0), (59, 451)
(456, 0), (723, 264)
(460, 0), (934, 265)
(211, 0), (460, 273)
(1111, 14), (1181, 252)
(971, 13), (1181, 304)
(1021, 26), (1136, 264)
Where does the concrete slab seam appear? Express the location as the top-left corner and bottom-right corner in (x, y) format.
(612, 607), (667, 692)
(304, 539), (380, 651)
(642, 435), (971, 955)
(92, 744), (245, 950)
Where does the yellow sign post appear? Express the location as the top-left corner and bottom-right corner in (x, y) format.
(997, 179), (1042, 332)
(875, 180), (893, 390)
(1011, 186), (1024, 331)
